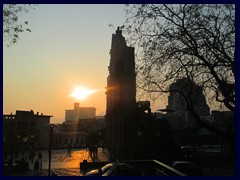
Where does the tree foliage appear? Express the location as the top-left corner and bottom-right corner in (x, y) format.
(124, 4), (235, 112)
(3, 4), (36, 47)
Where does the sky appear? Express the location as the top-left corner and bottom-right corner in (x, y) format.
(3, 4), (166, 124)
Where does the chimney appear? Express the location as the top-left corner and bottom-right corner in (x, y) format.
(74, 102), (80, 111)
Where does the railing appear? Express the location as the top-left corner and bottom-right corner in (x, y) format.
(102, 160), (187, 176)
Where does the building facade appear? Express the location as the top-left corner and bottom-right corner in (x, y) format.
(166, 78), (210, 129)
(3, 110), (52, 156)
(51, 117), (106, 149)
(49, 103), (105, 149)
(52, 132), (87, 149)
(105, 27), (138, 160)
(59, 117), (105, 133)
(65, 102), (96, 122)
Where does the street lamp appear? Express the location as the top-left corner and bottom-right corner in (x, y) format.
(85, 131), (89, 150)
(47, 124), (58, 176)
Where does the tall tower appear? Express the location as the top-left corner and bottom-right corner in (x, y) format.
(106, 27), (137, 160)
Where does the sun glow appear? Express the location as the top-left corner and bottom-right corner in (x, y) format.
(70, 87), (98, 100)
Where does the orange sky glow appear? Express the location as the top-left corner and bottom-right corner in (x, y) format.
(3, 4), (167, 124)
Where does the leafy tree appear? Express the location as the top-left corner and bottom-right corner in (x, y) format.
(3, 4), (36, 47)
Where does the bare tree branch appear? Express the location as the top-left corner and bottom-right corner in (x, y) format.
(124, 4), (235, 138)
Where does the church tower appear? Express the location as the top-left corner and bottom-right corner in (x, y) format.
(106, 27), (137, 160)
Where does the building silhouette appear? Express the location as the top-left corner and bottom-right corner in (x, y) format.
(51, 103), (105, 149)
(163, 79), (234, 170)
(166, 78), (210, 129)
(104, 28), (233, 164)
(65, 102), (96, 122)
(105, 28), (182, 163)
(3, 110), (52, 158)
(105, 27), (137, 160)
(52, 116), (105, 149)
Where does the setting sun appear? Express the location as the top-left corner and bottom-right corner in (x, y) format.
(70, 87), (98, 100)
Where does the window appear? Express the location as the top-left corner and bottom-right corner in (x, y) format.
(76, 138), (79, 143)
(65, 138), (68, 144)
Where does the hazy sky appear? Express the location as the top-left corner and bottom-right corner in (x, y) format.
(3, 4), (166, 123)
